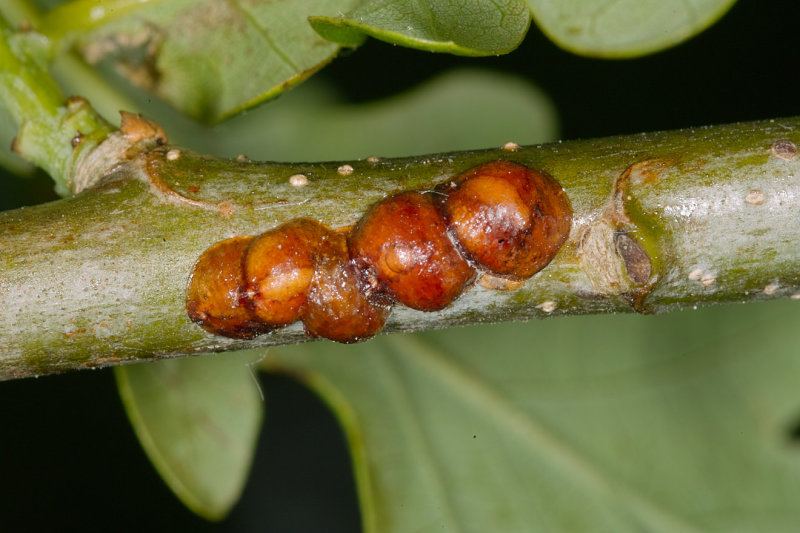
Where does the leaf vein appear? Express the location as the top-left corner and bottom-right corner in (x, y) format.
(397, 334), (708, 533)
(226, 0), (299, 72)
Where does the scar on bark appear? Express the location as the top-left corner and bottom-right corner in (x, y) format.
(578, 158), (671, 312)
(121, 113), (236, 214)
(71, 111), (235, 215)
(141, 152), (232, 213)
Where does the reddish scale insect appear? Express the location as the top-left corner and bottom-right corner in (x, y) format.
(186, 159), (573, 343)
(244, 219), (327, 327)
(438, 160), (572, 279)
(302, 229), (392, 343)
(186, 235), (271, 339)
(348, 191), (475, 311)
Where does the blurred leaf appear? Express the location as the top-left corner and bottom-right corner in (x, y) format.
(527, 0), (738, 57)
(179, 69), (559, 160)
(115, 350), (265, 521)
(310, 0), (735, 59)
(53, 0), (359, 122)
(267, 301), (800, 532)
(310, 0), (531, 56)
(41, 0), (735, 124)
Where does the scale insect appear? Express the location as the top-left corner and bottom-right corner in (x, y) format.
(187, 160), (573, 343)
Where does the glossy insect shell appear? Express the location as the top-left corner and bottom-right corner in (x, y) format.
(439, 160), (572, 279)
(186, 235), (270, 339)
(349, 191), (475, 311)
(186, 158), (574, 344)
(244, 218), (328, 326)
(302, 229), (392, 343)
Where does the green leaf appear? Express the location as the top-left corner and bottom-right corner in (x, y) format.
(309, 0), (735, 59)
(47, 0), (360, 122)
(180, 69), (559, 160)
(527, 0), (738, 58)
(309, 0), (531, 56)
(39, 0), (735, 125)
(267, 301), (800, 532)
(114, 350), (265, 521)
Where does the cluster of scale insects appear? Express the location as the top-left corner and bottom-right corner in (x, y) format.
(187, 160), (573, 343)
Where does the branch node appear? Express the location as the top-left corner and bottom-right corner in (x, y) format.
(72, 111), (166, 194)
(579, 159), (668, 310)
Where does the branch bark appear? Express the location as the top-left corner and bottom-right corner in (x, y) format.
(2, 118), (800, 380)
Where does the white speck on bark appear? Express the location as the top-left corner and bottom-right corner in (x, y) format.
(700, 272), (716, 286)
(289, 174), (309, 187)
(744, 189), (765, 205)
(538, 301), (557, 313)
(771, 139), (797, 160)
(763, 283), (779, 295)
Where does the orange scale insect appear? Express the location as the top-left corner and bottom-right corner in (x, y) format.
(186, 235), (271, 339)
(243, 218), (328, 327)
(302, 229), (392, 343)
(439, 160), (572, 279)
(348, 191), (475, 311)
(186, 159), (573, 344)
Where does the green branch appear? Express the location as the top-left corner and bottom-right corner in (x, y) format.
(1, 117), (799, 379)
(0, 16), (113, 195)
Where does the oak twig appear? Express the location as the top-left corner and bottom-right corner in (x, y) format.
(1, 116), (799, 380)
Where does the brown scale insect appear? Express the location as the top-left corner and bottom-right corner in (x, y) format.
(302, 229), (392, 343)
(348, 191), (475, 311)
(186, 235), (271, 339)
(186, 159), (573, 344)
(243, 219), (328, 327)
(438, 160), (572, 279)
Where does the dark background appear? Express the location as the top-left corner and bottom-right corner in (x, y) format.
(1, 1), (799, 531)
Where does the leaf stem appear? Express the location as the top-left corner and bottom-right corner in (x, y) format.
(0, 15), (113, 194)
